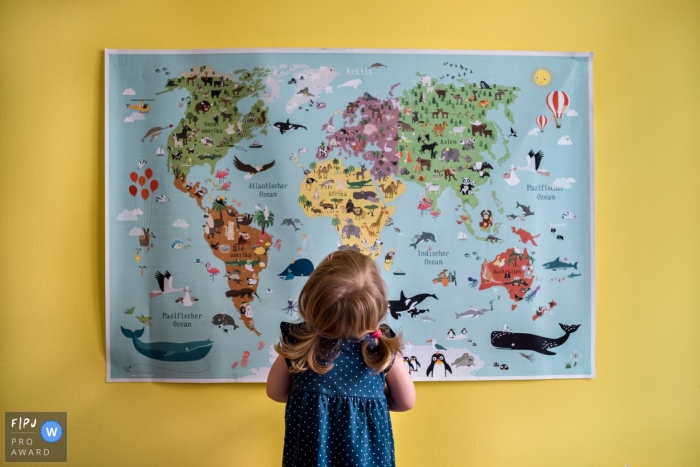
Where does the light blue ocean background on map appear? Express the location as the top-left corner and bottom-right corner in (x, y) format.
(108, 50), (593, 381)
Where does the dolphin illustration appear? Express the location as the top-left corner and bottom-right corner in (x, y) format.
(121, 327), (213, 362)
(409, 232), (436, 249)
(490, 323), (580, 355)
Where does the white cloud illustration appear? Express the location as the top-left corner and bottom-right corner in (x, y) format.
(122, 88), (136, 95)
(565, 109), (578, 116)
(124, 112), (144, 123)
(128, 227), (145, 236)
(528, 128), (540, 136)
(558, 135), (573, 145)
(172, 218), (189, 229)
(553, 177), (576, 189)
(117, 208), (144, 221)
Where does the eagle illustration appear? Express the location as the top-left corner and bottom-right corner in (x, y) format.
(233, 157), (275, 179)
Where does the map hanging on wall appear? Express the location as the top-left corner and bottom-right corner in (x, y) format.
(106, 49), (594, 382)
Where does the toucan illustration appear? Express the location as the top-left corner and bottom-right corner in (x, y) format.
(426, 352), (452, 378)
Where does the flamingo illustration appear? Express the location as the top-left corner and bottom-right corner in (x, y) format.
(205, 262), (220, 282)
(221, 181), (231, 191)
(215, 167), (230, 183)
(417, 198), (432, 216)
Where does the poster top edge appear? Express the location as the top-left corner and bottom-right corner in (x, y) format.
(105, 48), (593, 58)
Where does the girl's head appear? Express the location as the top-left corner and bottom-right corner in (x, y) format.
(275, 250), (401, 373)
(300, 249), (387, 339)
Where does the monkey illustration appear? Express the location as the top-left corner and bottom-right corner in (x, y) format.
(479, 209), (493, 229)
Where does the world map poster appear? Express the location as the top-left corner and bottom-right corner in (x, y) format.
(106, 49), (594, 382)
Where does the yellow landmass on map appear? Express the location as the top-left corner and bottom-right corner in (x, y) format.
(298, 160), (406, 261)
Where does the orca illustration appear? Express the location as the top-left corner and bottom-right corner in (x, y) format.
(490, 323), (580, 355)
(273, 119), (307, 134)
(388, 291), (438, 319)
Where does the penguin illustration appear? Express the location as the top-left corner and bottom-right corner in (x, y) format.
(409, 356), (421, 373)
(403, 356), (415, 373)
(447, 329), (456, 339)
(426, 352), (452, 378)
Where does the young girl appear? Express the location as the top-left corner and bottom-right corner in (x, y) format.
(267, 249), (415, 467)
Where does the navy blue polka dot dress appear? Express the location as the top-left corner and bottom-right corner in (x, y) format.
(280, 322), (396, 467)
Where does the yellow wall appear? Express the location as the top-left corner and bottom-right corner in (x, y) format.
(1, 0), (698, 465)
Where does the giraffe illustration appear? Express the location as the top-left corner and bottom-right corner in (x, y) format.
(365, 208), (388, 237)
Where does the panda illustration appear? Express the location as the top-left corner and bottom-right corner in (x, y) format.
(460, 177), (475, 196)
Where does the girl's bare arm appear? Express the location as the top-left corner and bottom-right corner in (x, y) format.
(266, 355), (293, 403)
(384, 353), (416, 412)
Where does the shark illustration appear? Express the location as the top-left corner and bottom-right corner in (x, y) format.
(542, 257), (578, 271)
(455, 306), (491, 319)
(273, 119), (307, 134)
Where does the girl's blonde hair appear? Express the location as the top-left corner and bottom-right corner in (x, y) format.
(275, 249), (402, 374)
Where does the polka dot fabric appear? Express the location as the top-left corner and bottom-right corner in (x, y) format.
(280, 322), (396, 467)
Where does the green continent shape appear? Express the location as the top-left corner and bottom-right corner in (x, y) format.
(394, 78), (518, 236)
(161, 65), (269, 178)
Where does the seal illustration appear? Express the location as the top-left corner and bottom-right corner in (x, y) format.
(490, 323), (580, 355)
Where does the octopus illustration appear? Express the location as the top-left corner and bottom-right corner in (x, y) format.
(282, 300), (298, 315)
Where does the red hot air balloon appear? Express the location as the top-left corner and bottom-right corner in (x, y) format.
(536, 115), (548, 132)
(546, 91), (570, 128)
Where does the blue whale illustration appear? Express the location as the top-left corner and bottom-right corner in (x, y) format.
(278, 258), (314, 280)
(121, 327), (213, 362)
(490, 323), (580, 355)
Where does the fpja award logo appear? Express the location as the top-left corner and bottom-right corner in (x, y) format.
(5, 412), (67, 463)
